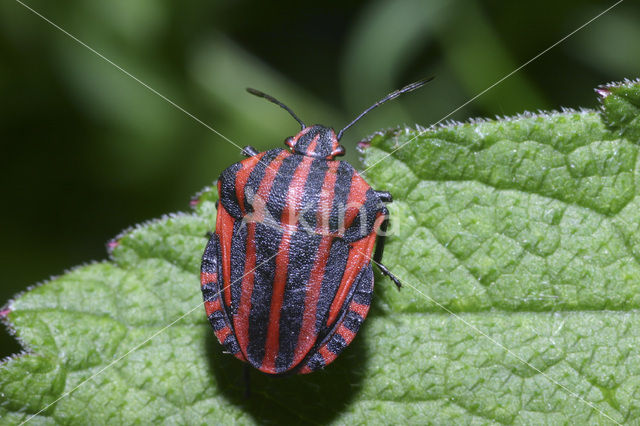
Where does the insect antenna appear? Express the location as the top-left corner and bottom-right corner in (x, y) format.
(337, 76), (435, 140)
(246, 88), (306, 130)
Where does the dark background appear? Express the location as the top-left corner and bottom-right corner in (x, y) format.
(1, 0), (638, 357)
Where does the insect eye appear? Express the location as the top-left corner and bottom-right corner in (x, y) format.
(331, 145), (345, 157)
(284, 137), (295, 148)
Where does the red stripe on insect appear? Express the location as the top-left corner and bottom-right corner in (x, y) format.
(342, 171), (370, 231)
(292, 126), (312, 145)
(319, 346), (337, 364)
(316, 161), (340, 236)
(204, 300), (222, 316)
(233, 222), (256, 357)
(307, 134), (319, 156)
(350, 302), (370, 318)
(326, 233), (376, 326)
(235, 152), (266, 214)
(235, 151), (290, 359)
(298, 365), (313, 375)
(280, 157), (314, 226)
(291, 235), (332, 367)
(291, 161), (339, 367)
(337, 324), (356, 344)
(216, 205), (236, 308)
(250, 151), (290, 224)
(200, 272), (218, 287)
(262, 155), (315, 373)
(372, 212), (386, 236)
(214, 326), (231, 344)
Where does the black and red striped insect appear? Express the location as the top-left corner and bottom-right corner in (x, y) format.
(201, 79), (431, 375)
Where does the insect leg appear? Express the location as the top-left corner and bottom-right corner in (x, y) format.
(374, 190), (393, 203)
(242, 146), (260, 157)
(373, 210), (402, 289)
(374, 261), (402, 289)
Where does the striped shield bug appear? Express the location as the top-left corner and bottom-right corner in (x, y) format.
(201, 79), (432, 375)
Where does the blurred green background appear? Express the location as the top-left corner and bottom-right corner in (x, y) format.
(1, 0), (638, 357)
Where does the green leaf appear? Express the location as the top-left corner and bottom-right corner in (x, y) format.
(2, 79), (640, 424)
